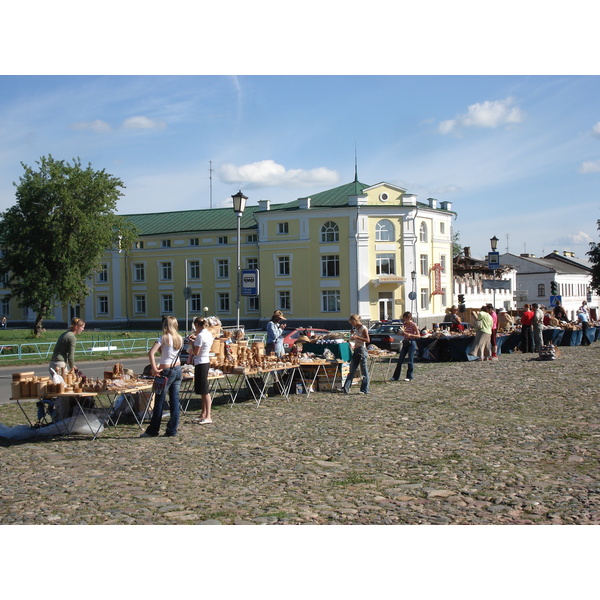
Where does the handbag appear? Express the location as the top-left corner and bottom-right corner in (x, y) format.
(151, 342), (184, 395)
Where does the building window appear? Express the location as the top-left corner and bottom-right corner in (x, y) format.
(190, 238), (199, 246)
(97, 296), (109, 315)
(218, 293), (230, 313)
(277, 291), (291, 311)
(134, 241), (144, 249)
(247, 234), (258, 243)
(160, 261), (173, 281)
(277, 256), (290, 276)
(322, 290), (341, 312)
(134, 295), (146, 314)
(246, 257), (259, 270)
(161, 239), (171, 248)
(440, 222), (445, 234)
(97, 263), (108, 283)
(376, 253), (396, 275)
(419, 222), (428, 243)
(161, 294), (173, 314)
(188, 260), (201, 280)
(320, 221), (339, 243)
(217, 259), (229, 279)
(375, 219), (394, 242)
(441, 287), (447, 305)
(190, 294), (202, 313)
(538, 284), (545, 297)
(420, 288), (429, 310)
(277, 222), (289, 235)
(420, 254), (428, 276)
(218, 236), (228, 245)
(247, 296), (260, 312)
(440, 255), (447, 273)
(321, 255), (340, 277)
(1, 297), (9, 316)
(133, 263), (145, 282)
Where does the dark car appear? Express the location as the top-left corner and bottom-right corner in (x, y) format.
(368, 324), (404, 351)
(282, 327), (330, 351)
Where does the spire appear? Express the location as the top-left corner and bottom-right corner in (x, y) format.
(354, 143), (358, 182)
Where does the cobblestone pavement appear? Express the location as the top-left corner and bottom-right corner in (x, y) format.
(1, 344), (599, 525)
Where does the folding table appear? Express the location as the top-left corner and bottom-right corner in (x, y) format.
(367, 353), (397, 383)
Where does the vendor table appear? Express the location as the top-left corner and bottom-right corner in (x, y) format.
(560, 329), (583, 346)
(179, 374), (233, 413)
(298, 361), (343, 393)
(238, 365), (302, 407)
(301, 342), (352, 362)
(367, 353), (396, 382)
(100, 383), (153, 430)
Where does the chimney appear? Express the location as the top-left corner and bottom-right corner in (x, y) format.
(428, 197), (437, 209)
(464, 246), (471, 258)
(258, 199), (271, 211)
(298, 197), (311, 210)
(402, 194), (417, 206)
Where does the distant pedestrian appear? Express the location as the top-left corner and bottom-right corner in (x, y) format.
(520, 304), (534, 353)
(532, 303), (544, 352)
(266, 310), (286, 357)
(189, 316), (214, 425)
(486, 304), (498, 360)
(342, 314), (370, 394)
(390, 312), (420, 381)
(1, 316), (6, 329)
(578, 310), (591, 346)
(469, 306), (492, 361)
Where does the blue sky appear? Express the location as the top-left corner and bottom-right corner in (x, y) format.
(1, 4), (599, 262)
(1, 74), (598, 260)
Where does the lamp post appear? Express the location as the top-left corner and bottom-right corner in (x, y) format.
(232, 190), (248, 331)
(490, 236), (498, 252)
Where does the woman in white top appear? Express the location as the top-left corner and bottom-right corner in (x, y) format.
(189, 316), (214, 424)
(141, 316), (183, 438)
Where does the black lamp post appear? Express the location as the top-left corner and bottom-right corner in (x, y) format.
(490, 236), (499, 252)
(232, 190), (248, 330)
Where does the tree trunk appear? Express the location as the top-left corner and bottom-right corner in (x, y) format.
(33, 312), (45, 338)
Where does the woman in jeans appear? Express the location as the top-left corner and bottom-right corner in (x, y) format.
(141, 316), (183, 438)
(391, 312), (420, 382)
(342, 314), (370, 394)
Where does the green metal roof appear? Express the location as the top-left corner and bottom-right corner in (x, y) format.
(124, 180), (371, 236)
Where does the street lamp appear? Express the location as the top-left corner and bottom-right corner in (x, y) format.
(232, 190), (248, 331)
(490, 236), (499, 251)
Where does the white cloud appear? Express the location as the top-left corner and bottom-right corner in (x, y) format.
(219, 160), (339, 188)
(122, 116), (166, 130)
(550, 231), (593, 247)
(70, 119), (112, 133)
(438, 97), (525, 134)
(592, 121), (600, 137)
(579, 159), (600, 173)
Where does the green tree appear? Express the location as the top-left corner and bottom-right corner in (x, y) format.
(0, 155), (138, 336)
(452, 230), (463, 258)
(588, 218), (600, 293)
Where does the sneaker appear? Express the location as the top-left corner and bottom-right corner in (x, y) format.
(404, 378), (411, 382)
(390, 378), (398, 382)
(359, 390), (369, 394)
(139, 432), (158, 438)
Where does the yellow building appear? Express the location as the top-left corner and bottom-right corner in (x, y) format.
(4, 179), (455, 330)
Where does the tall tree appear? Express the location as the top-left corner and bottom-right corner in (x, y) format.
(588, 218), (600, 293)
(0, 155), (138, 336)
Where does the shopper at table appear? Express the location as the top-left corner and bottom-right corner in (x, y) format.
(391, 311), (420, 382)
(532, 303), (544, 352)
(342, 314), (370, 394)
(520, 304), (534, 353)
(49, 317), (86, 375)
(189, 316), (214, 424)
(553, 301), (569, 323)
(469, 306), (492, 361)
(486, 304), (499, 361)
(141, 315), (183, 438)
(578, 309), (591, 346)
(266, 310), (286, 357)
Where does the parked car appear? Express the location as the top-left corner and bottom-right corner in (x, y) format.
(368, 324), (404, 352)
(282, 327), (330, 350)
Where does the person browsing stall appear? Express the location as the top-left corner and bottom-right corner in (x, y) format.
(189, 316), (214, 424)
(49, 317), (85, 375)
(266, 310), (286, 357)
(342, 314), (370, 395)
(141, 316), (183, 438)
(390, 311), (420, 382)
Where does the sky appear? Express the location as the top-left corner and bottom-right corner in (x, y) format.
(1, 74), (598, 260)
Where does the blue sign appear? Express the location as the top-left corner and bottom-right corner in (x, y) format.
(488, 252), (500, 269)
(549, 295), (562, 307)
(241, 269), (260, 296)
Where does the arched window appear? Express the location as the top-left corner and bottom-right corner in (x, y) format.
(375, 219), (395, 242)
(320, 221), (339, 243)
(419, 221), (428, 243)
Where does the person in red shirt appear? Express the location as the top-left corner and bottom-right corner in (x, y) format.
(520, 303), (534, 353)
